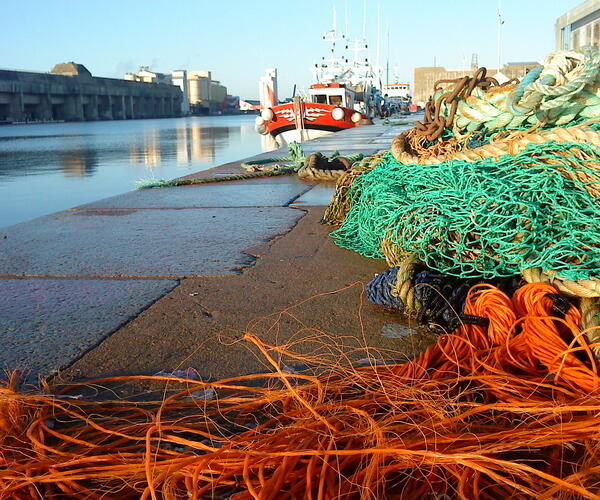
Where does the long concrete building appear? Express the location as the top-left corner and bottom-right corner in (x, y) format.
(0, 63), (183, 123)
(125, 67), (231, 115)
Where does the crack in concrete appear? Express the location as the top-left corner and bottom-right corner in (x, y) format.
(284, 184), (317, 207)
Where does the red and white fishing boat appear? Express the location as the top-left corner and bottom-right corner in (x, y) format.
(255, 9), (380, 145)
(257, 84), (367, 144)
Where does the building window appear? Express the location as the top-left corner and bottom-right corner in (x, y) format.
(563, 24), (572, 50)
(594, 20), (600, 46)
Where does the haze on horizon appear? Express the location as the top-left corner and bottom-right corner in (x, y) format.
(1, 0), (582, 100)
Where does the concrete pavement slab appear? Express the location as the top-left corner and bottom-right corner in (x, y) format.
(60, 208), (435, 382)
(79, 183), (312, 209)
(0, 278), (177, 379)
(290, 184), (336, 207)
(0, 208), (304, 277)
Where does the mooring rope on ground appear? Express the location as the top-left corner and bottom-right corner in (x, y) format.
(136, 167), (299, 189)
(137, 142), (364, 188)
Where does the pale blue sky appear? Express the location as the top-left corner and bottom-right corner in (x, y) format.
(0, 0), (581, 99)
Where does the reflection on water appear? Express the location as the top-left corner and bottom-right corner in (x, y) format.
(60, 150), (98, 177)
(0, 115), (269, 227)
(129, 131), (162, 168)
(128, 124), (234, 169)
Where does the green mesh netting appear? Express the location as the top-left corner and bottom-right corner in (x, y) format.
(330, 142), (600, 280)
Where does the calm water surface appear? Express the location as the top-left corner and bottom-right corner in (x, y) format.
(0, 115), (268, 228)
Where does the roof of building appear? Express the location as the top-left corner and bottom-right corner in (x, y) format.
(51, 62), (92, 77)
(505, 61), (539, 66)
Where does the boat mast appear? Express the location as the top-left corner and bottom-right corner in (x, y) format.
(376, 3), (380, 70)
(362, 0), (367, 39)
(313, 6), (345, 84)
(376, 3), (385, 88)
(386, 27), (390, 86)
(345, 0), (348, 38)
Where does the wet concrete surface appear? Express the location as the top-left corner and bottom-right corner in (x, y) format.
(1, 119), (426, 381)
(0, 207), (303, 277)
(291, 184), (336, 207)
(0, 279), (177, 380)
(78, 183), (313, 209)
(59, 208), (435, 382)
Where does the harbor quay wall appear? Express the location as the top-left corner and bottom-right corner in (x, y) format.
(0, 67), (183, 123)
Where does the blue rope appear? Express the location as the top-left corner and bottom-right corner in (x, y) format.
(365, 268), (403, 310)
(508, 66), (543, 115)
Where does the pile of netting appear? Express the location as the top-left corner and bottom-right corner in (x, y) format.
(2, 282), (600, 498)
(323, 47), (600, 344)
(329, 140), (599, 281)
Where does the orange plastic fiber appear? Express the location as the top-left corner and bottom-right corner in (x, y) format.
(0, 283), (600, 499)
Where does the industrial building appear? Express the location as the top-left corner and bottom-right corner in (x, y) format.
(126, 67), (232, 115)
(555, 0), (600, 50)
(125, 67), (190, 115)
(171, 70), (190, 115)
(124, 67), (173, 85)
(187, 70), (228, 114)
(0, 63), (183, 124)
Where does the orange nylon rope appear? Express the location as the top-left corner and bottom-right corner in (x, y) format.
(0, 283), (599, 498)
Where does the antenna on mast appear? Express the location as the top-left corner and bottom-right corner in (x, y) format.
(497, 0), (504, 70)
(333, 4), (337, 32)
(386, 25), (390, 86)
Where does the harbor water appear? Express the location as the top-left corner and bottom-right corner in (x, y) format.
(0, 115), (266, 228)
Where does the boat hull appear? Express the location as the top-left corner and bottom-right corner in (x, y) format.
(257, 102), (364, 145)
(275, 127), (335, 145)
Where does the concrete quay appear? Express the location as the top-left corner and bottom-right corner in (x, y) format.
(0, 118), (432, 383)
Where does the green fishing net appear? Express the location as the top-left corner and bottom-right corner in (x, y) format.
(330, 142), (600, 280)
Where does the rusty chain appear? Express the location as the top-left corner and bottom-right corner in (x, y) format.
(415, 67), (512, 142)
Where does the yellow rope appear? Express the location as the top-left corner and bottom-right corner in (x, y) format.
(297, 166), (346, 181)
(392, 124), (600, 164)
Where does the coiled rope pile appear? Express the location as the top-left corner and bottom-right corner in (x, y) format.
(1, 283), (600, 498)
(325, 47), (600, 348)
(412, 46), (600, 143)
